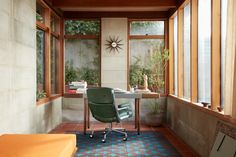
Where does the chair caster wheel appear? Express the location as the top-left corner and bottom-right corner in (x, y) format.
(102, 139), (106, 143)
(123, 137), (127, 141)
(89, 134), (94, 138)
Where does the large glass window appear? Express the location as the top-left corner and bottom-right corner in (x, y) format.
(221, 0), (228, 107)
(174, 16), (178, 95)
(183, 4), (191, 99)
(50, 14), (60, 95)
(130, 21), (164, 36)
(65, 39), (100, 85)
(36, 2), (62, 102)
(51, 36), (58, 94)
(51, 15), (58, 33)
(198, 0), (211, 103)
(36, 2), (45, 23)
(129, 21), (166, 93)
(36, 29), (46, 97)
(64, 20), (100, 92)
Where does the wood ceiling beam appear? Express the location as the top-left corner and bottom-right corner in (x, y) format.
(63, 11), (169, 19)
(52, 0), (177, 8)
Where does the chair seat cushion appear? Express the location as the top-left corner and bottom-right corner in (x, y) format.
(0, 134), (76, 157)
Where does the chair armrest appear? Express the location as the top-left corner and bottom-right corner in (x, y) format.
(117, 106), (133, 119)
(118, 103), (130, 108)
(117, 106), (129, 111)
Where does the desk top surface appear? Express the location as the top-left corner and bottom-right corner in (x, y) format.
(64, 91), (160, 99)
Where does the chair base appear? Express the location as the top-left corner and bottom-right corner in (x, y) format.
(89, 123), (127, 143)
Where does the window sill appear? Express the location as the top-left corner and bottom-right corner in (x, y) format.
(36, 94), (62, 106)
(168, 94), (236, 126)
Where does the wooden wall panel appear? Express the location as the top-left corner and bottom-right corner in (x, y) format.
(63, 11), (169, 19)
(52, 0), (176, 7)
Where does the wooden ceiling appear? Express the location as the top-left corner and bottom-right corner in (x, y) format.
(46, 0), (182, 18)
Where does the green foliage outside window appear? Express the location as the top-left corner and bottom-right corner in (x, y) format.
(129, 46), (169, 92)
(65, 60), (78, 84)
(65, 20), (100, 35)
(65, 60), (99, 85)
(36, 13), (44, 23)
(78, 67), (99, 85)
(36, 29), (46, 100)
(36, 89), (46, 101)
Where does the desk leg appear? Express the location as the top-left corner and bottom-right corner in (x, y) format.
(83, 98), (87, 135)
(137, 98), (140, 135)
(134, 99), (138, 129)
(87, 105), (90, 129)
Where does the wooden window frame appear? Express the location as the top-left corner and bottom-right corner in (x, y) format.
(168, 18), (174, 95)
(36, 0), (63, 105)
(168, 0), (224, 112)
(177, 8), (184, 98)
(211, 0), (221, 110)
(182, 2), (191, 100)
(169, 12), (178, 96)
(128, 19), (168, 94)
(63, 18), (102, 93)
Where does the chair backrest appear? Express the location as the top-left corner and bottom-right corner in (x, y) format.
(87, 87), (120, 123)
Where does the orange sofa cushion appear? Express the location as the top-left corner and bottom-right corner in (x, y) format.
(0, 134), (76, 157)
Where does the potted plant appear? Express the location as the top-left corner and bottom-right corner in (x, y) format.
(144, 99), (164, 126)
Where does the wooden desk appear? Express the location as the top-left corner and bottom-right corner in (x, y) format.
(83, 92), (160, 135)
(64, 92), (160, 135)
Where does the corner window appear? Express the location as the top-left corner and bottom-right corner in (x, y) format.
(221, 0), (228, 107)
(129, 20), (166, 93)
(36, 29), (46, 97)
(64, 20), (101, 92)
(183, 4), (191, 99)
(36, 2), (62, 103)
(173, 16), (178, 95)
(198, 0), (211, 103)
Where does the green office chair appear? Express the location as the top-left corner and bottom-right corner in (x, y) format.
(87, 87), (133, 143)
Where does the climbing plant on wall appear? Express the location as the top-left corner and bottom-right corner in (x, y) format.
(65, 20), (100, 35)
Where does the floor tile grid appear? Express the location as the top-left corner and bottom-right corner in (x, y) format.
(50, 122), (199, 157)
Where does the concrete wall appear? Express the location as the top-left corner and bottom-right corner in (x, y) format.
(101, 18), (128, 90)
(0, 0), (62, 134)
(166, 96), (236, 157)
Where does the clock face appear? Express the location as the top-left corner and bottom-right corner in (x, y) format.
(111, 42), (117, 48)
(105, 36), (123, 53)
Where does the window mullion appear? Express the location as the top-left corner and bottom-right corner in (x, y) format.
(177, 9), (184, 98)
(211, 0), (221, 110)
(168, 18), (174, 95)
(190, 0), (198, 102)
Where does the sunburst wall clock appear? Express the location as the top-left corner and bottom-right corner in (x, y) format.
(105, 36), (123, 53)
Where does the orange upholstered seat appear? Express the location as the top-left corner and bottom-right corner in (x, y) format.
(0, 134), (77, 157)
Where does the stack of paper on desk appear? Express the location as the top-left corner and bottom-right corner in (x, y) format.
(113, 88), (128, 93)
